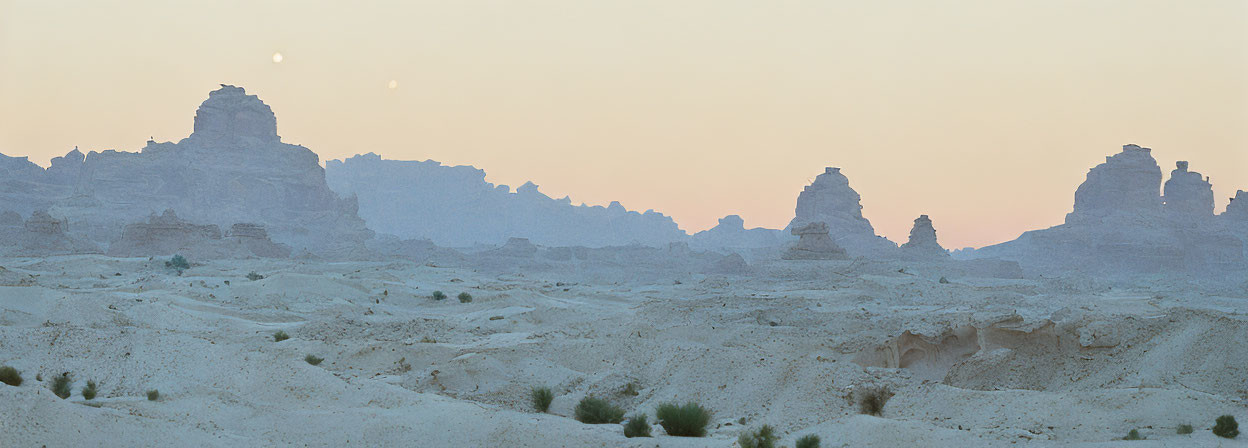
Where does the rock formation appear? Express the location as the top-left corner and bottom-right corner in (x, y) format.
(1163, 161), (1214, 221)
(325, 153), (686, 248)
(107, 209), (289, 259)
(787, 167), (896, 256)
(689, 215), (783, 251)
(900, 214), (948, 258)
(782, 222), (847, 260)
(0, 210), (99, 256)
(1065, 144), (1162, 225)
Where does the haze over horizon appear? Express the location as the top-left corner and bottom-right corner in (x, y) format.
(2, 0), (1246, 248)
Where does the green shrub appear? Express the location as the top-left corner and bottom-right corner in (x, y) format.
(458, 292), (472, 303)
(431, 291), (446, 301)
(624, 414), (652, 438)
(1122, 429), (1144, 440)
(166, 255), (190, 273)
(531, 387), (554, 413)
(305, 355), (324, 366)
(1214, 415), (1239, 439)
(621, 382), (639, 396)
(82, 380), (98, 400)
(574, 396), (625, 424)
(273, 330), (290, 342)
(655, 402), (712, 437)
(146, 389), (159, 401)
(796, 434), (821, 448)
(50, 373), (72, 399)
(1177, 423), (1193, 435)
(247, 271), (264, 281)
(0, 366), (21, 387)
(738, 425), (778, 448)
(858, 385), (892, 416)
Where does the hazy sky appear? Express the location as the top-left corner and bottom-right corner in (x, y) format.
(2, 0), (1245, 248)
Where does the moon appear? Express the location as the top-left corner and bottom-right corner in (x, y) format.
(272, 52), (284, 63)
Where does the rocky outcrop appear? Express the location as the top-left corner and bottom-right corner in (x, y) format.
(782, 222), (847, 260)
(689, 215), (783, 251)
(1224, 190), (1248, 222)
(900, 215), (948, 258)
(1163, 161), (1214, 221)
(1065, 144), (1162, 225)
(0, 210), (99, 256)
(787, 167), (896, 256)
(325, 153), (686, 248)
(107, 209), (289, 259)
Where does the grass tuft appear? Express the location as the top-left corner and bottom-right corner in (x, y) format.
(457, 292), (472, 303)
(82, 380), (98, 400)
(857, 385), (892, 416)
(655, 402), (712, 437)
(624, 413), (652, 438)
(531, 387), (554, 413)
(795, 434), (821, 448)
(147, 389), (159, 401)
(1213, 415), (1239, 439)
(273, 330), (290, 342)
(166, 254), (190, 273)
(0, 365), (21, 387)
(1177, 423), (1193, 435)
(738, 424), (778, 448)
(1123, 429), (1144, 440)
(574, 396), (625, 424)
(247, 271), (265, 281)
(431, 291), (446, 301)
(305, 354), (324, 366)
(50, 373), (72, 399)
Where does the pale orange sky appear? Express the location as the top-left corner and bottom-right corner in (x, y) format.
(2, 0), (1246, 248)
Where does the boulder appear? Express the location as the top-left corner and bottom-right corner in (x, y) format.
(782, 222), (847, 260)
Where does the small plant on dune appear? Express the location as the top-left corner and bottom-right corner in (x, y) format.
(574, 396), (625, 424)
(531, 387), (554, 413)
(166, 254), (190, 274)
(305, 355), (324, 366)
(146, 389), (159, 401)
(1213, 415), (1239, 439)
(624, 413), (652, 438)
(82, 380), (98, 400)
(1123, 429), (1144, 440)
(796, 434), (821, 448)
(50, 373), (72, 399)
(431, 291), (446, 301)
(247, 271), (264, 281)
(458, 292), (472, 303)
(655, 401), (712, 437)
(857, 385), (893, 416)
(939, 276), (950, 284)
(0, 365), (21, 387)
(621, 382), (639, 396)
(273, 330), (290, 342)
(1177, 423), (1193, 435)
(738, 424), (778, 448)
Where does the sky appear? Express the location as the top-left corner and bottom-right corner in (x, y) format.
(1, 0), (1245, 248)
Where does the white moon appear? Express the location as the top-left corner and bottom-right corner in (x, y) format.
(388, 80), (398, 89)
(272, 52), (284, 63)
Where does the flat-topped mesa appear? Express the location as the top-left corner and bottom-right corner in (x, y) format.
(1163, 161), (1214, 221)
(782, 222), (847, 260)
(191, 84), (280, 144)
(900, 214), (949, 258)
(1065, 144), (1162, 225)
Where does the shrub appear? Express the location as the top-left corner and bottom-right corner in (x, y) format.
(624, 413), (652, 438)
(166, 255), (190, 273)
(1123, 429), (1144, 440)
(938, 276), (950, 284)
(82, 380), (98, 400)
(1177, 423), (1193, 435)
(796, 434), (821, 448)
(247, 271), (264, 281)
(458, 292), (472, 303)
(621, 382), (639, 396)
(1214, 415), (1239, 439)
(431, 291), (446, 301)
(738, 425), (778, 448)
(655, 402), (712, 437)
(0, 366), (21, 387)
(273, 330), (290, 342)
(50, 373), (72, 399)
(858, 385), (892, 416)
(531, 387), (554, 413)
(305, 355), (324, 366)
(146, 389), (159, 401)
(574, 396), (625, 424)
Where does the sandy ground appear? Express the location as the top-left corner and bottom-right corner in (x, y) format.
(1, 254), (1246, 447)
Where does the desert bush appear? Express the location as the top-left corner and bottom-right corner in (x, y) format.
(738, 424), (778, 448)
(857, 385), (892, 416)
(655, 402), (712, 437)
(458, 292), (472, 303)
(273, 330), (290, 342)
(0, 365), (21, 386)
(1177, 423), (1193, 435)
(624, 413), (652, 438)
(1123, 429), (1144, 440)
(305, 355), (324, 366)
(1213, 415), (1239, 439)
(531, 387), (554, 413)
(50, 373), (72, 399)
(795, 434), (821, 448)
(166, 255), (190, 273)
(431, 291), (446, 301)
(574, 396), (625, 424)
(247, 271), (264, 281)
(621, 382), (639, 396)
(938, 276), (950, 284)
(147, 389), (159, 401)
(82, 380), (98, 400)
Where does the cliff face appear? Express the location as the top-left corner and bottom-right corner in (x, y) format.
(787, 167), (896, 256)
(325, 153), (687, 248)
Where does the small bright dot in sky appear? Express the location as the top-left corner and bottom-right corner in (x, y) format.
(388, 80), (398, 89)
(272, 52), (284, 63)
